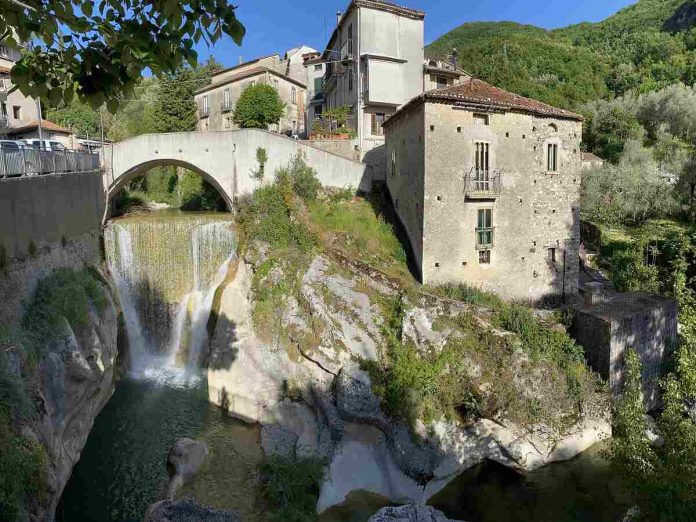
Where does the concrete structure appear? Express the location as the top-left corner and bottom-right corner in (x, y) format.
(573, 290), (678, 409)
(384, 78), (584, 300)
(9, 119), (78, 148)
(102, 129), (371, 215)
(0, 171), (104, 325)
(320, 0), (425, 169)
(195, 51), (312, 136)
(581, 151), (605, 170)
(423, 58), (464, 92)
(0, 41), (39, 136)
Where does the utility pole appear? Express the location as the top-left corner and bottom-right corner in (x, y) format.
(36, 98), (43, 148)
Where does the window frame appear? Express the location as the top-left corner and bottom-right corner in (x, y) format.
(291, 86), (297, 104)
(12, 105), (20, 120)
(348, 68), (354, 92)
(473, 113), (490, 126)
(547, 143), (559, 172)
(371, 112), (386, 136)
(201, 95), (209, 116)
(476, 208), (494, 250)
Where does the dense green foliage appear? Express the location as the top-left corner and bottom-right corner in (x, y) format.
(233, 84), (286, 129)
(427, 22), (610, 109)
(426, 0), (696, 109)
(1, 0), (244, 108)
(151, 59), (222, 133)
(260, 456), (325, 522)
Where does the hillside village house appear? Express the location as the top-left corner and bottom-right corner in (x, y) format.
(0, 41), (39, 137)
(195, 51), (311, 135)
(384, 78), (584, 300)
(319, 0), (425, 173)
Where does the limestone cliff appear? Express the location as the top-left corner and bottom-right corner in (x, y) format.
(3, 270), (120, 521)
(207, 246), (611, 513)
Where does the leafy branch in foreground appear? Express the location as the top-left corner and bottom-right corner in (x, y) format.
(1, 0), (245, 108)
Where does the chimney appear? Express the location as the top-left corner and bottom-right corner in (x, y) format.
(451, 48), (458, 70)
(336, 11), (342, 25)
(238, 55), (243, 65)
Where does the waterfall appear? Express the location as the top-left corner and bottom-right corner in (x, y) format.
(104, 212), (236, 384)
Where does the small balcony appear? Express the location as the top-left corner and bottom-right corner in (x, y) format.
(464, 170), (502, 200)
(306, 90), (324, 103)
(199, 107), (210, 118)
(221, 101), (232, 112)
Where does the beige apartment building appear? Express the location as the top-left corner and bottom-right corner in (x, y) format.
(195, 53), (309, 135)
(0, 41), (39, 136)
(320, 0), (425, 166)
(384, 78), (584, 300)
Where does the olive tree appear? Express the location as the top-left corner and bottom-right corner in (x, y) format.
(0, 0), (245, 109)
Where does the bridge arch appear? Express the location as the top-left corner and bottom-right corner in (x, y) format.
(102, 129), (372, 218)
(106, 158), (234, 218)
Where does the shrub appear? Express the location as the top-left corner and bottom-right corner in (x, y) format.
(429, 283), (504, 308)
(22, 268), (106, 356)
(275, 153), (321, 203)
(260, 455), (325, 522)
(233, 84), (285, 129)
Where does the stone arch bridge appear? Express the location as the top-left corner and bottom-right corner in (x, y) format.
(102, 129), (370, 214)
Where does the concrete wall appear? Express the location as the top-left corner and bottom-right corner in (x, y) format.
(302, 139), (360, 161)
(385, 101), (582, 300)
(573, 292), (678, 409)
(0, 171), (104, 325)
(103, 129), (372, 208)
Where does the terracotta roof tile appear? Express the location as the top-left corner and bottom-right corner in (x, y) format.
(385, 77), (583, 127)
(8, 119), (72, 134)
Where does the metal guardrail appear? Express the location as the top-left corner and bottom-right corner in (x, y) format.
(0, 147), (101, 178)
(464, 170), (502, 199)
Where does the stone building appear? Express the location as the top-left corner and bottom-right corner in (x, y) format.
(573, 288), (678, 409)
(384, 78), (584, 300)
(195, 52), (310, 136)
(0, 40), (39, 136)
(422, 58), (464, 92)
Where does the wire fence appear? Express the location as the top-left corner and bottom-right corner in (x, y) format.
(0, 147), (101, 178)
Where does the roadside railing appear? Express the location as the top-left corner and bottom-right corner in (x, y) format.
(0, 147), (101, 178)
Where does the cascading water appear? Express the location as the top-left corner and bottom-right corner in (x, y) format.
(104, 211), (236, 383)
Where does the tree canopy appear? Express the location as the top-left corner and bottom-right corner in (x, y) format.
(0, 0), (244, 109)
(233, 84), (285, 129)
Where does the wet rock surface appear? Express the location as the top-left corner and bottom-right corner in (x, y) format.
(166, 438), (210, 497)
(144, 499), (240, 522)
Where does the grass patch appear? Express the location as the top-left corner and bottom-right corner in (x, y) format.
(426, 283), (505, 308)
(260, 455), (325, 522)
(307, 190), (412, 284)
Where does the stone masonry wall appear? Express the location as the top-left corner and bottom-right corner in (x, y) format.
(385, 103), (426, 275)
(419, 103), (582, 300)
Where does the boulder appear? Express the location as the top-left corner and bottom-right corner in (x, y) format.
(144, 499), (239, 522)
(261, 423), (298, 458)
(368, 504), (460, 522)
(166, 438), (209, 498)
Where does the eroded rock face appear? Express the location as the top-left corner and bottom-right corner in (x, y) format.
(166, 438), (210, 498)
(368, 504), (462, 522)
(208, 253), (611, 514)
(36, 280), (120, 518)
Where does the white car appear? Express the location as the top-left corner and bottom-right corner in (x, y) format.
(23, 139), (68, 151)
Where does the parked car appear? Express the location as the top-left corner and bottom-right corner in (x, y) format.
(24, 139), (68, 151)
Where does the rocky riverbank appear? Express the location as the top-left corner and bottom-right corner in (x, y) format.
(206, 244), (611, 514)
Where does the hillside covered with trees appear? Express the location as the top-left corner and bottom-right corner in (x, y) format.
(426, 0), (696, 108)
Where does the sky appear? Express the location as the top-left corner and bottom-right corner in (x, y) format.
(195, 0), (637, 68)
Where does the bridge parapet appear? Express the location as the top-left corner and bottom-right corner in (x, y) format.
(103, 129), (371, 207)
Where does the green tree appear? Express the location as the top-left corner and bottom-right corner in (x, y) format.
(233, 84), (285, 129)
(151, 59), (222, 133)
(582, 101), (644, 163)
(45, 100), (101, 137)
(1, 0), (244, 108)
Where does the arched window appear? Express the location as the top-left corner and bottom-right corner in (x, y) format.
(549, 123), (558, 132)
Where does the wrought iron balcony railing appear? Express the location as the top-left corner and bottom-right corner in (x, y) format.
(464, 170), (502, 199)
